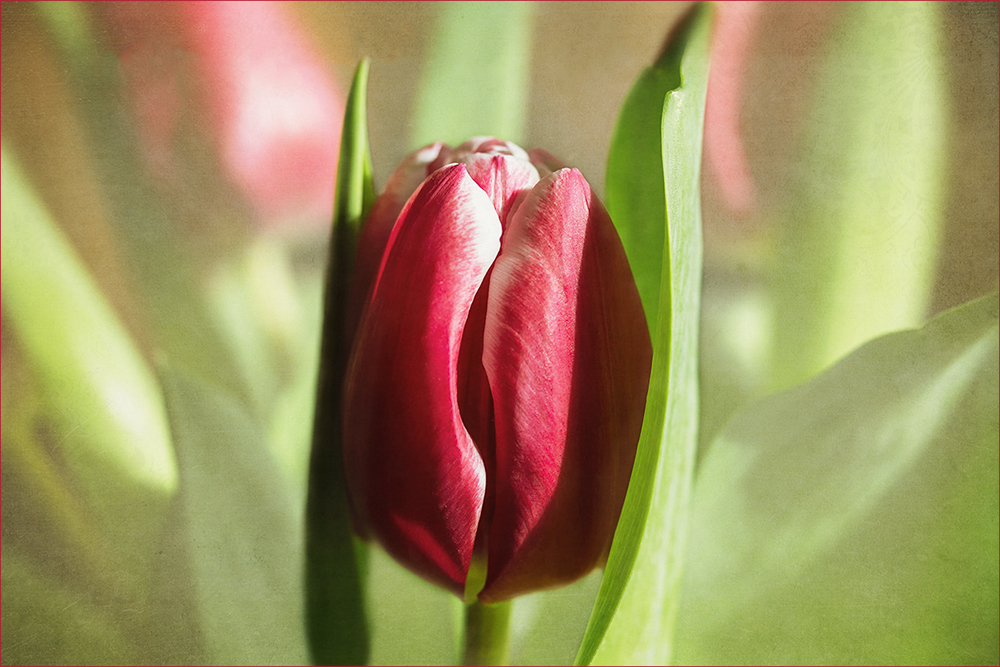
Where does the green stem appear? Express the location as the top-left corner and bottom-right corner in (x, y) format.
(462, 600), (512, 666)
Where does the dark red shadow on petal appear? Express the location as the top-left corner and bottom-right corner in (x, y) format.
(342, 164), (501, 595)
(479, 170), (652, 602)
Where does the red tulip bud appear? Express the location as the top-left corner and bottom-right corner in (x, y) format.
(342, 139), (651, 602)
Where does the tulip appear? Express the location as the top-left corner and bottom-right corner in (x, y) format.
(342, 138), (652, 602)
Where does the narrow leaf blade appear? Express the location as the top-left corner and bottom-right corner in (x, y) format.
(576, 5), (712, 664)
(305, 59), (375, 665)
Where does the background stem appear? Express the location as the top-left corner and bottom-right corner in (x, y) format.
(462, 600), (512, 666)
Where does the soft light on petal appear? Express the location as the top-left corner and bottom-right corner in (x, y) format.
(342, 164), (502, 595)
(479, 169), (652, 602)
(433, 138), (540, 227)
(462, 154), (540, 228)
(348, 142), (447, 337)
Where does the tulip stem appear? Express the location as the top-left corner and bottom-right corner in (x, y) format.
(461, 600), (512, 666)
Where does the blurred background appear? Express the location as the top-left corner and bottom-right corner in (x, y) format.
(2, 2), (997, 665)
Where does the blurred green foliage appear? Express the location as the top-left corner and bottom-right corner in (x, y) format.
(770, 1), (948, 392)
(411, 2), (534, 149)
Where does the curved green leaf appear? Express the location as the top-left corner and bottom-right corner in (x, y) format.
(677, 293), (999, 664)
(576, 5), (712, 664)
(304, 59), (375, 666)
(333, 59), (378, 245)
(603, 20), (681, 334)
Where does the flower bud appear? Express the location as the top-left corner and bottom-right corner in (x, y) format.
(342, 138), (651, 602)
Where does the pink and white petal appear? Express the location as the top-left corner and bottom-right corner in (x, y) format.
(342, 164), (500, 596)
(427, 138), (540, 227)
(347, 142), (448, 339)
(462, 154), (540, 228)
(479, 168), (651, 602)
(447, 137), (532, 164)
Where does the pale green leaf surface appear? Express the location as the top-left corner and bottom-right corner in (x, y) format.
(676, 293), (999, 664)
(603, 30), (680, 334)
(411, 1), (533, 148)
(770, 1), (947, 391)
(576, 5), (712, 664)
(160, 366), (310, 666)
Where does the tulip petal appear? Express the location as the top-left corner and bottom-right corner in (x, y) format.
(182, 1), (344, 225)
(432, 138), (540, 227)
(455, 266), (497, 560)
(99, 1), (345, 227)
(347, 142), (447, 338)
(343, 164), (500, 595)
(463, 154), (540, 228)
(480, 169), (652, 602)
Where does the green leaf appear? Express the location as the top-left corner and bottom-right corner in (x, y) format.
(160, 366), (310, 665)
(333, 59), (378, 246)
(411, 1), (534, 148)
(676, 293), (999, 664)
(770, 1), (948, 390)
(576, 5), (712, 664)
(603, 20), (680, 334)
(304, 59), (374, 666)
(0, 146), (177, 521)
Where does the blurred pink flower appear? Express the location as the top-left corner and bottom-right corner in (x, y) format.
(96, 1), (343, 228)
(704, 1), (761, 217)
